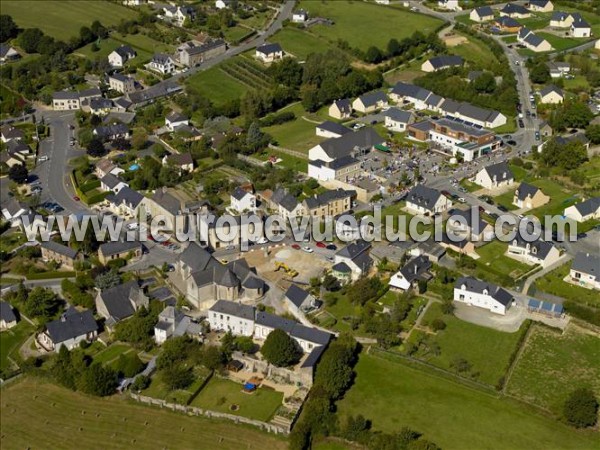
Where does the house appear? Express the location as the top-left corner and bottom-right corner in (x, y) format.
(528, 0), (553, 12)
(539, 85), (564, 104)
(292, 9), (309, 23)
(438, 100), (507, 128)
(352, 91), (389, 114)
(1, 198), (29, 227)
(520, 30), (553, 52)
(52, 91), (80, 111)
(95, 280), (149, 328)
(447, 207), (494, 241)
(389, 82), (437, 110)
(161, 5), (194, 27)
(303, 188), (355, 218)
(539, 121), (553, 137)
(389, 255), (432, 291)
(316, 121), (351, 139)
(427, 118), (502, 161)
(144, 188), (187, 233)
(473, 161), (514, 189)
(440, 232), (476, 255)
(499, 3), (531, 19)
(40, 241), (82, 269)
(384, 108), (414, 132)
(329, 99), (352, 119)
(334, 239), (373, 281)
(546, 61), (571, 78)
(0, 301), (18, 330)
(98, 241), (142, 264)
(37, 308), (98, 352)
(507, 236), (561, 268)
(215, 0), (231, 9)
(454, 277), (513, 315)
(421, 55), (463, 73)
(93, 123), (130, 141)
(108, 45), (136, 67)
(100, 173), (128, 194)
(552, 132), (591, 155)
(147, 54), (175, 74)
(564, 197), (600, 222)
(165, 111), (189, 132)
(550, 11), (575, 28)
(154, 306), (201, 344)
(255, 43), (283, 63)
(106, 186), (145, 218)
(0, 44), (20, 63)
(95, 158), (120, 178)
(0, 125), (25, 143)
(163, 153), (194, 173)
(495, 16), (523, 32)
(108, 73), (136, 94)
(285, 284), (318, 315)
(230, 186), (257, 213)
(405, 185), (452, 215)
(571, 16), (592, 38)
(569, 252), (600, 290)
(513, 182), (549, 209)
(438, 0), (461, 11)
(208, 300), (256, 336)
(88, 97), (114, 116)
(308, 156), (363, 182)
(177, 39), (227, 67)
(470, 6), (494, 22)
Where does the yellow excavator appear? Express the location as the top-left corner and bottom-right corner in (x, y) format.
(274, 261), (298, 278)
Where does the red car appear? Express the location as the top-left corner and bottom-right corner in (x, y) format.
(291, 244), (301, 250)
(73, 196), (80, 201)
(316, 242), (327, 248)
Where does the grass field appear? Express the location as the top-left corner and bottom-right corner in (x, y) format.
(474, 240), (533, 285)
(254, 149), (308, 172)
(143, 366), (212, 404)
(185, 64), (250, 105)
(75, 33), (173, 64)
(411, 302), (526, 386)
(272, 27), (335, 60)
(532, 264), (600, 308)
(337, 352), (599, 450)
(0, 0), (138, 41)
(263, 103), (325, 152)
(190, 377), (283, 422)
(0, 320), (34, 372)
(507, 324), (600, 416)
(537, 33), (583, 52)
(0, 378), (287, 450)
(451, 33), (499, 70)
(297, 1), (443, 51)
(91, 344), (133, 365)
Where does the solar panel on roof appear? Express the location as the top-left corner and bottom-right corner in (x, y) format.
(553, 304), (564, 314)
(528, 299), (540, 309)
(541, 302), (553, 312)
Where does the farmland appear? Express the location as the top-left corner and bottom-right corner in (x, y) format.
(336, 352), (599, 450)
(297, 1), (443, 51)
(0, 0), (138, 41)
(271, 27), (336, 60)
(0, 378), (287, 450)
(507, 324), (600, 415)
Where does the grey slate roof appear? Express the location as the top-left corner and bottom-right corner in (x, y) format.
(41, 240), (78, 259)
(456, 277), (513, 306)
(511, 235), (556, 259)
(426, 55), (463, 70)
(317, 121), (351, 136)
(571, 197), (600, 217)
(356, 91), (388, 108)
(384, 108), (413, 123)
(257, 43), (282, 55)
(332, 261), (352, 273)
(45, 308), (97, 344)
(101, 173), (124, 189)
(474, 6), (494, 17)
(304, 188), (354, 210)
(449, 207), (489, 234)
(94, 123), (129, 139)
(524, 33), (546, 48)
(540, 85), (563, 98)
(571, 252), (599, 277)
(300, 344), (327, 368)
(399, 255), (432, 284)
(572, 16), (590, 28)
(406, 185), (443, 211)
(436, 118), (491, 137)
(179, 242), (214, 272)
(152, 53), (173, 64)
(332, 99), (352, 114)
(0, 301), (17, 324)
(529, 0), (551, 7)
(552, 11), (570, 21)
(231, 186), (250, 201)
(482, 161), (514, 182)
(151, 189), (182, 215)
(515, 182), (541, 201)
(53, 91), (79, 100)
(99, 240), (141, 257)
(318, 127), (384, 160)
(106, 186), (144, 208)
(496, 16), (521, 28)
(256, 311), (295, 333)
(256, 310), (332, 345)
(501, 3), (529, 15)
(285, 284), (312, 308)
(114, 45), (136, 58)
(166, 111), (187, 123)
(210, 300), (255, 320)
(336, 239), (371, 260)
(391, 82), (432, 101)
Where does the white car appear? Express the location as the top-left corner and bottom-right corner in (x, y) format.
(457, 198), (466, 203)
(126, 223), (139, 231)
(302, 246), (314, 253)
(256, 237), (268, 244)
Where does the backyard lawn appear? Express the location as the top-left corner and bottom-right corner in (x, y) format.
(1, 0), (138, 41)
(143, 366), (212, 405)
(190, 377), (283, 422)
(185, 65), (250, 105)
(409, 302), (527, 386)
(336, 352), (599, 450)
(474, 240), (534, 286)
(254, 149), (308, 173)
(0, 320), (35, 372)
(531, 264), (600, 308)
(263, 104), (325, 152)
(297, 1), (443, 51)
(507, 324), (600, 415)
(91, 343), (134, 365)
(1, 378), (287, 450)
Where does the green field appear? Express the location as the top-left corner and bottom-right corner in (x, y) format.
(0, 320), (34, 372)
(475, 240), (533, 286)
(451, 33), (499, 70)
(507, 325), (600, 415)
(254, 149), (308, 172)
(532, 264), (600, 308)
(537, 32), (583, 52)
(409, 302), (526, 386)
(263, 103), (325, 152)
(185, 64), (250, 105)
(1, 378), (287, 450)
(190, 377), (283, 422)
(143, 366), (212, 404)
(0, 0), (138, 41)
(297, 0), (443, 51)
(337, 352), (599, 450)
(91, 344), (133, 365)
(272, 27), (335, 60)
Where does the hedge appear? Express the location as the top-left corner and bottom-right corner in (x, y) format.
(26, 271), (76, 280)
(80, 179), (101, 193)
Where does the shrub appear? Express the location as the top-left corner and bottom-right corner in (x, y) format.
(563, 388), (598, 428)
(430, 318), (446, 332)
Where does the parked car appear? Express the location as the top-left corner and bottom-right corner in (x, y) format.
(256, 237), (268, 244)
(498, 205), (508, 212)
(316, 242), (327, 248)
(518, 119), (525, 128)
(302, 246), (314, 253)
(326, 244), (337, 251)
(291, 244), (301, 250)
(73, 196), (80, 201)
(535, 131), (540, 141)
(457, 197), (466, 203)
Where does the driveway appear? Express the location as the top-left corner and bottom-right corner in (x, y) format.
(453, 301), (528, 333)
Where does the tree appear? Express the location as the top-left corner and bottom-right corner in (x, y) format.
(472, 72), (496, 94)
(115, 353), (145, 378)
(538, 138), (587, 170)
(246, 121), (267, 152)
(201, 345), (225, 370)
(23, 287), (61, 319)
(261, 328), (302, 367)
(8, 164), (28, 184)
(18, 28), (44, 53)
(563, 388), (598, 428)
(162, 364), (194, 391)
(529, 63), (551, 84)
(78, 363), (118, 396)
(94, 270), (121, 289)
(87, 137), (106, 157)
(131, 128), (148, 150)
(387, 38), (400, 57)
(585, 124), (600, 144)
(234, 336), (255, 353)
(322, 274), (341, 292)
(131, 374), (150, 391)
(364, 46), (383, 64)
(112, 137), (131, 151)
(0, 15), (18, 42)
(430, 318), (446, 331)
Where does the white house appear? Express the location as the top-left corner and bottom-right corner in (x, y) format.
(292, 9), (308, 23)
(470, 6), (494, 22)
(539, 85), (564, 104)
(447, 207), (494, 241)
(37, 308), (98, 352)
(551, 11), (575, 28)
(0, 44), (20, 63)
(389, 255), (432, 291)
(334, 240), (373, 281)
(421, 55), (464, 73)
(518, 28), (553, 52)
(230, 186), (257, 213)
(507, 236), (561, 268)
(569, 252), (600, 290)
(546, 61), (571, 78)
(316, 121), (351, 139)
(154, 306), (200, 345)
(438, 0), (461, 11)
(473, 162), (515, 189)
(100, 173), (128, 194)
(1, 199), (30, 227)
(571, 16), (592, 38)
(108, 45), (136, 68)
(108, 72), (136, 94)
(255, 43), (283, 63)
(389, 82), (438, 111)
(454, 277), (513, 315)
(0, 301), (18, 330)
(284, 284), (318, 316)
(147, 54), (175, 74)
(499, 3), (531, 19)
(384, 108), (414, 132)
(528, 0), (554, 12)
(208, 300), (256, 336)
(162, 5), (194, 27)
(564, 197), (600, 222)
(165, 111), (189, 131)
(405, 185), (452, 215)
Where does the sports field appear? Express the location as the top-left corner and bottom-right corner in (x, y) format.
(297, 1), (443, 51)
(0, 1), (138, 41)
(0, 378), (287, 450)
(336, 352), (599, 450)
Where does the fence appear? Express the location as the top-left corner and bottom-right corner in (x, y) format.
(129, 393), (290, 434)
